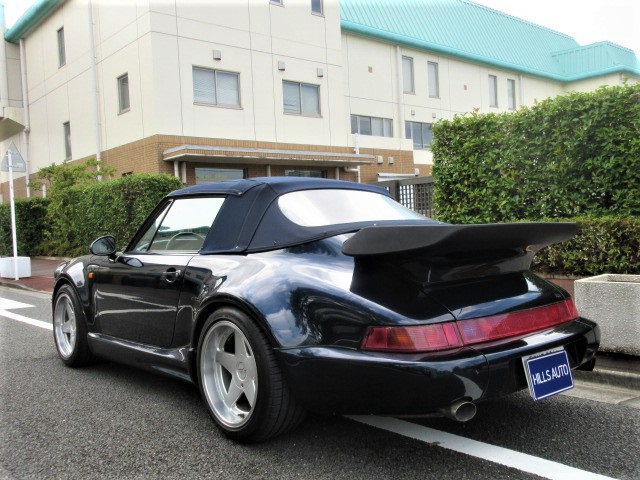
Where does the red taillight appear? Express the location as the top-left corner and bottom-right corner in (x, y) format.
(361, 298), (579, 353)
(361, 323), (463, 352)
(457, 298), (578, 345)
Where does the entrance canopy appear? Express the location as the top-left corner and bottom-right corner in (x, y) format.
(162, 144), (374, 168)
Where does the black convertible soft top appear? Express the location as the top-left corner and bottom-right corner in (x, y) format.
(165, 177), (419, 254)
(161, 178), (574, 258)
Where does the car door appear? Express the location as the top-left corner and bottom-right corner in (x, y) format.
(90, 196), (225, 347)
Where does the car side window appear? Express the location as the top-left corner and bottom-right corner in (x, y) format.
(131, 197), (225, 253)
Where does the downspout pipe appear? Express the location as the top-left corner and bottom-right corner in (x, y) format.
(518, 74), (524, 108)
(87, 1), (102, 167)
(396, 45), (405, 140)
(19, 39), (31, 197)
(0, 4), (9, 109)
(346, 133), (361, 183)
(343, 166), (361, 183)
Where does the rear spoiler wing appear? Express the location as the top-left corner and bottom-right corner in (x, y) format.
(342, 223), (576, 258)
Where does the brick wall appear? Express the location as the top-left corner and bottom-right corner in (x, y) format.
(2, 134), (425, 200)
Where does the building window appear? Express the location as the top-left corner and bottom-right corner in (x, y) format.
(193, 67), (240, 107)
(195, 168), (245, 184)
(285, 169), (326, 178)
(63, 122), (72, 160)
(489, 74), (498, 107)
(117, 73), (130, 113)
(428, 62), (439, 98)
(57, 27), (66, 67)
(350, 115), (393, 137)
(402, 56), (414, 93)
(283, 81), (320, 116)
(405, 121), (432, 149)
(311, 0), (323, 14)
(507, 79), (516, 110)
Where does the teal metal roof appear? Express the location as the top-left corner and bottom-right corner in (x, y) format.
(4, 0), (65, 44)
(340, 0), (640, 82)
(552, 42), (640, 78)
(5, 0), (640, 81)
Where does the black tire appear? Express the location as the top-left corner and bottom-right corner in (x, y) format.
(52, 284), (95, 367)
(197, 307), (306, 442)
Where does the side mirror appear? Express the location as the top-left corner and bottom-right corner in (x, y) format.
(90, 235), (117, 256)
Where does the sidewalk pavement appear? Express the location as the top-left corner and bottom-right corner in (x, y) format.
(1, 257), (638, 396)
(0, 257), (62, 294)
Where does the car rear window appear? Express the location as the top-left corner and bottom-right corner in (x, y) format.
(278, 189), (425, 227)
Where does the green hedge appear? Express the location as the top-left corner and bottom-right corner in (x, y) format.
(42, 174), (182, 257)
(0, 197), (50, 257)
(432, 84), (640, 224)
(532, 217), (640, 276)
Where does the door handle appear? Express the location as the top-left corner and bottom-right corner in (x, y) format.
(163, 268), (182, 283)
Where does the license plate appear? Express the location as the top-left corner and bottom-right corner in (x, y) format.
(522, 348), (573, 400)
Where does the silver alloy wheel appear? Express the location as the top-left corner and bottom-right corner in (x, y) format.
(200, 320), (258, 428)
(53, 292), (77, 359)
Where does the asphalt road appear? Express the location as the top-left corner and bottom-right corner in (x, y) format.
(1, 287), (639, 480)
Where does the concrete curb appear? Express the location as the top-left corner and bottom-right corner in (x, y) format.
(574, 368), (640, 391)
(0, 280), (47, 294)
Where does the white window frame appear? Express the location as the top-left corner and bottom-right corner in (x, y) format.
(350, 114), (393, 137)
(63, 122), (71, 160)
(402, 56), (414, 94)
(311, 0), (323, 15)
(117, 73), (130, 114)
(428, 61), (439, 98)
(57, 27), (66, 68)
(507, 78), (516, 110)
(283, 80), (320, 116)
(405, 121), (433, 149)
(489, 74), (498, 108)
(192, 66), (241, 108)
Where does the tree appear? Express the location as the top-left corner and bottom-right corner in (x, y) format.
(29, 158), (116, 194)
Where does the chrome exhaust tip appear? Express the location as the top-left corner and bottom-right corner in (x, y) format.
(438, 400), (477, 422)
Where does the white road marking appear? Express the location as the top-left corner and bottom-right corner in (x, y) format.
(0, 291), (627, 479)
(347, 416), (617, 480)
(0, 298), (33, 310)
(0, 297), (52, 331)
(0, 309), (52, 330)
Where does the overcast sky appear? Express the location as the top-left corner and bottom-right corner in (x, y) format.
(3, 0), (639, 57)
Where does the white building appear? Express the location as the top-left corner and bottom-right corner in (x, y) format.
(1, 0), (638, 200)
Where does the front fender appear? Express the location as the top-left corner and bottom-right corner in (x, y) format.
(53, 257), (94, 323)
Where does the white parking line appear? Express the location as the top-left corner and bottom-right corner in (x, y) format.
(0, 309), (53, 330)
(347, 416), (617, 480)
(0, 297), (52, 331)
(0, 295), (624, 479)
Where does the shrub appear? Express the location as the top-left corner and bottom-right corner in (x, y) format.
(42, 174), (182, 257)
(0, 197), (50, 257)
(532, 217), (640, 276)
(432, 84), (640, 224)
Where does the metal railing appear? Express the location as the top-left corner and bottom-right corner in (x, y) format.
(376, 176), (435, 218)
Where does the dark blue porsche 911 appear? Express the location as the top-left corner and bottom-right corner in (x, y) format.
(52, 177), (600, 442)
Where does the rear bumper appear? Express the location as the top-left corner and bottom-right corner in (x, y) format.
(275, 318), (600, 415)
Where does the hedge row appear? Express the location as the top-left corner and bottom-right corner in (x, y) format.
(1, 174), (182, 258)
(0, 197), (49, 257)
(42, 174), (183, 257)
(432, 84), (640, 224)
(532, 217), (640, 276)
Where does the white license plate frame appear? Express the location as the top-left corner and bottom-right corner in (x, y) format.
(522, 347), (574, 401)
